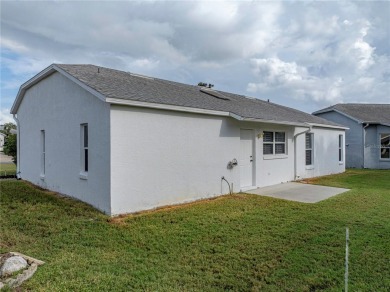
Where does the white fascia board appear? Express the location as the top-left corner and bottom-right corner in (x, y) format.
(11, 64), (107, 114)
(11, 65), (57, 114)
(307, 122), (349, 130)
(237, 116), (309, 127)
(106, 98), (231, 117)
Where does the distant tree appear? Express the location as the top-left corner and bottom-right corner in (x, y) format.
(198, 82), (214, 88)
(3, 134), (17, 163)
(0, 122), (16, 136)
(1, 122), (17, 164)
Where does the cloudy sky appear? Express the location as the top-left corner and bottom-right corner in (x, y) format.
(1, 0), (389, 124)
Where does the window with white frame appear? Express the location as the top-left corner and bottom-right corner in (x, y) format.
(81, 124), (88, 173)
(338, 134), (343, 162)
(305, 133), (313, 166)
(380, 133), (390, 159)
(263, 131), (286, 155)
(41, 130), (45, 176)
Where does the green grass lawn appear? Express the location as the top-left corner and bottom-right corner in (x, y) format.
(0, 163), (16, 176)
(1, 169), (389, 291)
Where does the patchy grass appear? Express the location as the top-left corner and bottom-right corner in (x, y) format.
(0, 169), (389, 291)
(0, 163), (16, 176)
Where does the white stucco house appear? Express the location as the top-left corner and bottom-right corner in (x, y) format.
(11, 64), (347, 215)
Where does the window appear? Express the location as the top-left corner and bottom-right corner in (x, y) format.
(81, 124), (88, 173)
(339, 134), (343, 162)
(305, 133), (313, 166)
(263, 131), (286, 155)
(41, 130), (45, 176)
(380, 133), (390, 159)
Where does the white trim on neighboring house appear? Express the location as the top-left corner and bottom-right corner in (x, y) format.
(313, 108), (362, 123)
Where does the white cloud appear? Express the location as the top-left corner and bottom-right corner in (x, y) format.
(0, 109), (14, 125)
(0, 0), (388, 113)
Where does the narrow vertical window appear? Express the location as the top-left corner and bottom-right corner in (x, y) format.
(41, 130), (45, 176)
(81, 124), (88, 173)
(305, 133), (313, 166)
(339, 134), (343, 162)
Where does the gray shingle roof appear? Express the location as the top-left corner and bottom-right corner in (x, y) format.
(313, 103), (390, 125)
(55, 64), (342, 127)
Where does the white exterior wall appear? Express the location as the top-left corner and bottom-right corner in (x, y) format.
(110, 105), (241, 214)
(296, 127), (345, 179)
(255, 124), (295, 187)
(110, 105), (343, 215)
(17, 72), (111, 214)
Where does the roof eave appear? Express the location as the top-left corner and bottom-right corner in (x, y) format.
(106, 97), (232, 117)
(11, 64), (57, 114)
(236, 116), (309, 127)
(11, 64), (107, 115)
(313, 108), (362, 123)
(306, 122), (349, 130)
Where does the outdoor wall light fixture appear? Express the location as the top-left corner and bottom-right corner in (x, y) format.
(227, 158), (238, 169)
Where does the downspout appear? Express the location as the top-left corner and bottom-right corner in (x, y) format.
(293, 124), (312, 180)
(362, 123), (369, 168)
(13, 114), (21, 179)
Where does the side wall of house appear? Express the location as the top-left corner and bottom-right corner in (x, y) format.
(314, 111), (363, 168)
(110, 105), (241, 215)
(17, 72), (111, 214)
(296, 127), (346, 179)
(364, 125), (390, 169)
(110, 105), (344, 214)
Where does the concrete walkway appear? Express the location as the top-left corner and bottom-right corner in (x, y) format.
(246, 182), (350, 203)
(0, 152), (14, 164)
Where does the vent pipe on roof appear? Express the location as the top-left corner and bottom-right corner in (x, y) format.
(200, 87), (230, 101)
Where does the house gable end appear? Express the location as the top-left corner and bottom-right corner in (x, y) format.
(11, 64), (107, 115)
(314, 108), (362, 124)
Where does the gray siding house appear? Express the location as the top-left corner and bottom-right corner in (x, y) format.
(313, 104), (390, 169)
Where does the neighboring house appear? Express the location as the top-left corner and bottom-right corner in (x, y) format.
(0, 132), (5, 152)
(0, 125), (17, 152)
(313, 104), (390, 169)
(11, 64), (346, 215)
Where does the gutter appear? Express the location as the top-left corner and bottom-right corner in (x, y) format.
(362, 123), (370, 168)
(13, 114), (21, 179)
(293, 124), (312, 180)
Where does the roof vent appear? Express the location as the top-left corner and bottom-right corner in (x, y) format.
(200, 87), (230, 101)
(129, 73), (154, 80)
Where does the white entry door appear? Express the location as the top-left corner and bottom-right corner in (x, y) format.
(240, 129), (254, 189)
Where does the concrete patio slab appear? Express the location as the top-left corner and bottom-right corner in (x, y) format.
(245, 182), (350, 203)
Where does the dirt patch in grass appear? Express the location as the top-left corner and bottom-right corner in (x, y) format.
(108, 193), (250, 225)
